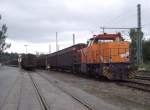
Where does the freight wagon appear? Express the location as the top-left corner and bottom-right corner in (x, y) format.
(21, 54), (36, 70)
(47, 44), (86, 71)
(36, 55), (47, 69)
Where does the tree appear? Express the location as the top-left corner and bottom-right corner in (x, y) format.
(142, 39), (150, 63)
(129, 29), (143, 66)
(129, 29), (138, 65)
(0, 52), (18, 64)
(0, 15), (11, 53)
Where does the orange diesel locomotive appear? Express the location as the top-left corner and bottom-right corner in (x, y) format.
(74, 33), (135, 80)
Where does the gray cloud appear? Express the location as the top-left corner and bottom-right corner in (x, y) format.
(0, 0), (150, 43)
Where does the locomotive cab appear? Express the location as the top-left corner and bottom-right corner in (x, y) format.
(87, 33), (123, 47)
(81, 33), (129, 64)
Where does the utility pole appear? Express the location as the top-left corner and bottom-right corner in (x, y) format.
(137, 4), (143, 64)
(56, 32), (58, 51)
(58, 45), (59, 51)
(137, 4), (141, 31)
(24, 45), (28, 54)
(73, 34), (75, 45)
(49, 44), (51, 54)
(102, 27), (105, 33)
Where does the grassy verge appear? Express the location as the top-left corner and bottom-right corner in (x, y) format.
(139, 63), (150, 71)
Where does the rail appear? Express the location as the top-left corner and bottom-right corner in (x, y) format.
(28, 72), (50, 110)
(118, 79), (150, 92)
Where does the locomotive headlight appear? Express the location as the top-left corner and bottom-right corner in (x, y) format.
(120, 52), (129, 58)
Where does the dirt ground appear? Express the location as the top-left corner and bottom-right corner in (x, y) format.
(40, 70), (150, 110)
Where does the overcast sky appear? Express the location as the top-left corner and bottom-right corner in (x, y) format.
(0, 0), (150, 54)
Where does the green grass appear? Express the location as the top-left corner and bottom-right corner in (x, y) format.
(139, 63), (150, 71)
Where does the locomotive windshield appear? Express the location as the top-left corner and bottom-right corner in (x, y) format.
(87, 39), (94, 47)
(87, 38), (114, 47)
(94, 38), (114, 43)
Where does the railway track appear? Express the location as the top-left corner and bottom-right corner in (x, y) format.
(37, 70), (150, 94)
(29, 71), (97, 110)
(135, 75), (150, 81)
(36, 72), (97, 110)
(28, 72), (50, 110)
(119, 79), (150, 92)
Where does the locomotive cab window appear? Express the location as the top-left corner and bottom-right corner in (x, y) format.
(87, 38), (115, 47)
(87, 39), (94, 47)
(94, 38), (113, 43)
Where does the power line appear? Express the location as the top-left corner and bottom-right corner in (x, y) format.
(101, 27), (137, 30)
(100, 27), (138, 34)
